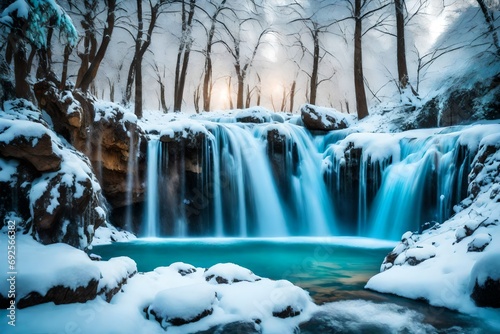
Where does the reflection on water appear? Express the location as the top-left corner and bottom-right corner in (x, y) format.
(93, 238), (495, 333)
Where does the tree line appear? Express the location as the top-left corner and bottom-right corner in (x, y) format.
(1, 0), (499, 119)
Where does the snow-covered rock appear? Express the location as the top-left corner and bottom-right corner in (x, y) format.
(300, 104), (352, 131)
(0, 100), (106, 249)
(95, 257), (138, 302)
(169, 262), (197, 276)
(147, 284), (217, 327)
(467, 233), (492, 252)
(204, 263), (260, 284)
(0, 235), (136, 308)
(235, 107), (273, 123)
(469, 252), (500, 308)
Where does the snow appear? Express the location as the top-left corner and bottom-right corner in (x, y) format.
(148, 284), (217, 327)
(469, 252), (500, 287)
(95, 257), (137, 293)
(91, 224), (137, 246)
(302, 104), (353, 128)
(0, 158), (18, 184)
(0, 0), (29, 20)
(0, 236), (100, 297)
(204, 263), (260, 284)
(467, 233), (492, 252)
(158, 120), (211, 139)
(235, 107), (273, 123)
(0, 232), (317, 333)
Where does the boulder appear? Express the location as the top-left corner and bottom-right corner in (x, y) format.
(147, 284), (217, 328)
(18, 279), (99, 309)
(467, 234), (492, 252)
(204, 263), (261, 284)
(300, 104), (350, 131)
(169, 262), (197, 276)
(470, 253), (500, 308)
(235, 107), (272, 123)
(96, 257), (137, 302)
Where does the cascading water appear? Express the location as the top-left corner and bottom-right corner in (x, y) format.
(367, 134), (469, 240)
(143, 139), (160, 237)
(136, 120), (495, 240)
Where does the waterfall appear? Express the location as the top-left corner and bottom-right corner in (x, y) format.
(143, 139), (160, 237)
(367, 134), (469, 240)
(134, 121), (497, 240)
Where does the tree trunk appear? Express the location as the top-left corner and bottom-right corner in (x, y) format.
(202, 55), (213, 111)
(174, 0), (196, 112)
(395, 0), (409, 89)
(11, 37), (31, 100)
(236, 73), (244, 109)
(133, 0), (143, 118)
(77, 0), (116, 92)
(476, 0), (500, 56)
(60, 45), (72, 89)
(310, 30), (320, 105)
(354, 0), (369, 120)
(289, 80), (296, 113)
(160, 80), (167, 113)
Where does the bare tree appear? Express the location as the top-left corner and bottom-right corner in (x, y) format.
(341, 0), (390, 119)
(288, 2), (337, 105)
(73, 0), (118, 92)
(173, 0), (197, 112)
(123, 0), (170, 117)
(198, 0), (229, 111)
(220, 13), (270, 109)
(476, 0), (500, 56)
(152, 61), (168, 113)
(395, 0), (408, 89)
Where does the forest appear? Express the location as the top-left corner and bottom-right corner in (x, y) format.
(1, 0), (498, 118)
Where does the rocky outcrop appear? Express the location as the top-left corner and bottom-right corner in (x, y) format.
(0, 131), (61, 172)
(301, 104), (350, 131)
(18, 279), (99, 309)
(34, 80), (147, 210)
(418, 73), (500, 127)
(0, 101), (106, 249)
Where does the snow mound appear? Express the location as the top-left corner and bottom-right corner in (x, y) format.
(96, 257), (137, 301)
(469, 252), (500, 288)
(147, 284), (217, 327)
(204, 263), (261, 284)
(91, 224), (137, 246)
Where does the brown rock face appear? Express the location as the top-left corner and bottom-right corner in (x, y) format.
(34, 79), (147, 209)
(18, 279), (99, 309)
(0, 131), (61, 172)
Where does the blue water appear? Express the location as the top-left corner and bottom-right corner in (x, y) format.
(92, 238), (493, 333)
